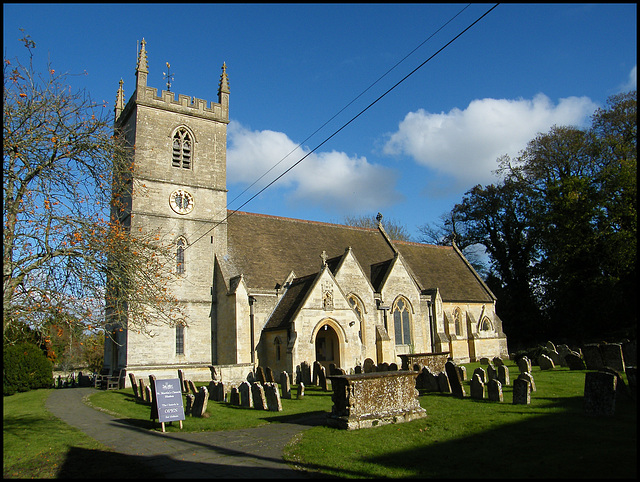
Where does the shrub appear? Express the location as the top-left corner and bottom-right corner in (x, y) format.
(3, 342), (53, 396)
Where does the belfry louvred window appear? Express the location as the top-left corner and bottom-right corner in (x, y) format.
(172, 128), (192, 169)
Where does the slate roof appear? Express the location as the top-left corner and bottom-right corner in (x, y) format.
(225, 210), (494, 303)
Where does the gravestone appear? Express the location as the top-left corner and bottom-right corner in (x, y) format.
(192, 387), (209, 417)
(498, 364), (510, 386)
(208, 381), (219, 400)
(138, 379), (146, 401)
(538, 354), (555, 370)
(185, 394), (194, 415)
(582, 344), (604, 370)
(319, 366), (329, 391)
(492, 356), (504, 367)
(565, 352), (586, 370)
(280, 371), (292, 399)
(518, 372), (536, 392)
(422, 367), (439, 392)
(313, 361), (322, 385)
(217, 381), (226, 402)
(296, 382), (305, 399)
(363, 358), (376, 373)
(256, 366), (266, 385)
(512, 378), (531, 405)
(188, 380), (197, 395)
(389, 363), (398, 371)
(517, 356), (531, 374)
(145, 386), (153, 404)
(299, 361), (311, 385)
(473, 367), (487, 384)
(488, 378), (503, 402)
(457, 365), (467, 381)
(251, 382), (268, 410)
(600, 344), (625, 372)
(487, 363), (498, 381)
(584, 371), (617, 416)
(470, 373), (485, 400)
(557, 344), (572, 367)
(545, 340), (556, 352)
(377, 362), (389, 372)
(229, 387), (240, 406)
(264, 382), (283, 411)
(545, 348), (563, 367)
(437, 372), (451, 393)
(480, 357), (490, 365)
(129, 373), (139, 399)
(445, 361), (466, 398)
(354, 365), (362, 374)
(329, 363), (337, 375)
(177, 369), (186, 393)
(265, 366), (275, 383)
(239, 381), (253, 408)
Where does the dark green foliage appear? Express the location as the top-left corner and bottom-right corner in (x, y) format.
(3, 342), (53, 396)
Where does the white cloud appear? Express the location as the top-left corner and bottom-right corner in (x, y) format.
(620, 65), (637, 92)
(227, 121), (402, 213)
(382, 94), (598, 188)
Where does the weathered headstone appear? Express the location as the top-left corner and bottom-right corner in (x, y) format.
(319, 366), (329, 391)
(517, 356), (531, 374)
(389, 362), (398, 371)
(177, 369), (186, 393)
(300, 361), (311, 385)
(437, 371), (451, 393)
(545, 349), (563, 367)
(492, 356), (504, 367)
(296, 382), (305, 399)
(208, 381), (219, 400)
(229, 387), (240, 406)
(280, 371), (292, 399)
(545, 340), (556, 352)
(470, 373), (485, 400)
(256, 366), (266, 385)
(538, 354), (555, 370)
(512, 378), (531, 405)
(188, 380), (197, 395)
(312, 361), (322, 385)
(185, 394), (195, 416)
(354, 365), (362, 374)
(565, 352), (586, 370)
(265, 366), (275, 383)
(473, 367), (487, 384)
(480, 357), (490, 365)
(129, 373), (139, 399)
(557, 344), (572, 367)
(488, 378), (503, 402)
(600, 344), (625, 372)
(145, 385), (153, 404)
(422, 367), (439, 392)
(138, 379), (146, 401)
(582, 344), (604, 370)
(487, 363), (498, 381)
(239, 381), (253, 408)
(584, 371), (617, 416)
(192, 387), (209, 417)
(457, 365), (467, 381)
(328, 363), (337, 375)
(498, 364), (510, 386)
(445, 361), (466, 398)
(518, 372), (536, 392)
(251, 382), (268, 410)
(264, 382), (283, 411)
(363, 358), (376, 373)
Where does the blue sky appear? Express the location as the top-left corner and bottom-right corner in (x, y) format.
(4, 3), (637, 241)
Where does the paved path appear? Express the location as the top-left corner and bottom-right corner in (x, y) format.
(45, 388), (322, 478)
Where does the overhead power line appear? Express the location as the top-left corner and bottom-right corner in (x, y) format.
(186, 3), (499, 251)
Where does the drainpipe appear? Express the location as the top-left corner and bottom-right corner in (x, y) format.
(248, 296), (256, 366)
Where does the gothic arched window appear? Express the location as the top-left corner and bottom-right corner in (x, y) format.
(172, 127), (192, 169)
(347, 294), (364, 342)
(480, 317), (493, 332)
(274, 337), (282, 361)
(454, 307), (462, 336)
(392, 297), (412, 346)
(176, 237), (186, 274)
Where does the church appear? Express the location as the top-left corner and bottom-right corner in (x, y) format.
(103, 40), (508, 387)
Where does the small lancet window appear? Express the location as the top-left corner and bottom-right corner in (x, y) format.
(172, 128), (192, 169)
(454, 308), (462, 336)
(274, 337), (282, 362)
(392, 297), (412, 346)
(176, 237), (186, 274)
(176, 324), (184, 355)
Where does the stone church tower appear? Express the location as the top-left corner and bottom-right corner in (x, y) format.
(103, 39), (230, 381)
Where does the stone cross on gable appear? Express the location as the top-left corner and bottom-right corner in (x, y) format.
(320, 250), (328, 266)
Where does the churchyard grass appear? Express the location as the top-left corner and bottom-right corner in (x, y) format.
(2, 389), (158, 479)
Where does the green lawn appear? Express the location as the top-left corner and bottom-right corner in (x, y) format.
(3, 362), (637, 478)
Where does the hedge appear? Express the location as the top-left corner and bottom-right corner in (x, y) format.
(3, 342), (53, 396)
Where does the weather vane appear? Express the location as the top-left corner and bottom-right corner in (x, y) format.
(163, 62), (174, 92)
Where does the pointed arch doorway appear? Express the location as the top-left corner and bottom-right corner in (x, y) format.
(315, 322), (340, 371)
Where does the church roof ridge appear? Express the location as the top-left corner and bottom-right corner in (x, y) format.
(227, 210), (379, 232)
(392, 239), (454, 250)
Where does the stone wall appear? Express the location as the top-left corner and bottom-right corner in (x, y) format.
(399, 352), (450, 374)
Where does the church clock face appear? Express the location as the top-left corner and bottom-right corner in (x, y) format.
(169, 189), (194, 215)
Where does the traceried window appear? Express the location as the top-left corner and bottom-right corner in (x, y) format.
(480, 317), (493, 332)
(176, 237), (186, 274)
(392, 297), (412, 346)
(176, 324), (184, 355)
(172, 128), (192, 169)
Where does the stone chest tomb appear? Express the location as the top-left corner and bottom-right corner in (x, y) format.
(327, 371), (426, 430)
